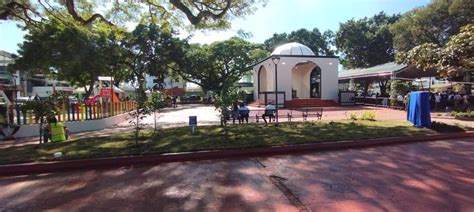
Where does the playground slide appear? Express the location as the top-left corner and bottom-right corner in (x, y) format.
(86, 93), (119, 104)
(86, 95), (100, 104)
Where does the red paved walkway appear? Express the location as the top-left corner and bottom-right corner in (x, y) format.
(1, 138), (473, 211)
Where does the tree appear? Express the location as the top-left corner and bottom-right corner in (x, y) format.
(0, 0), (264, 29)
(122, 22), (183, 101)
(263, 32), (288, 52)
(10, 19), (124, 99)
(439, 24), (474, 78)
(263, 28), (335, 56)
(335, 12), (400, 69)
(177, 37), (257, 92)
(397, 24), (473, 93)
(390, 0), (473, 52)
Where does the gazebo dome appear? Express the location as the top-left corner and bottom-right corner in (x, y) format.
(271, 42), (315, 56)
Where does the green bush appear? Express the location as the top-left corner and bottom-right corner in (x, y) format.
(348, 112), (358, 121)
(361, 111), (376, 121)
(449, 111), (474, 118)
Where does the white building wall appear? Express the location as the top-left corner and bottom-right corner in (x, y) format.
(313, 58), (339, 102)
(253, 56), (339, 103)
(31, 86), (75, 98)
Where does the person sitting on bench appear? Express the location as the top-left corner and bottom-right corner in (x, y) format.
(238, 103), (250, 124)
(262, 102), (276, 123)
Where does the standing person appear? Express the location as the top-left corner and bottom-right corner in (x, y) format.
(231, 102), (239, 124)
(403, 93), (410, 111)
(262, 102), (276, 123)
(462, 94), (471, 111)
(454, 93), (463, 111)
(172, 96), (177, 108)
(397, 94), (404, 108)
(435, 93), (441, 111)
(238, 103), (250, 124)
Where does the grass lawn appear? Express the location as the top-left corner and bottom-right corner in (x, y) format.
(0, 120), (467, 165)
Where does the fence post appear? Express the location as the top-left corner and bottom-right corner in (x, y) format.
(28, 111), (33, 125)
(82, 104), (87, 121)
(97, 103), (101, 119)
(110, 101), (114, 116)
(15, 105), (20, 125)
(67, 103), (71, 121)
(77, 103), (80, 121)
(92, 103), (96, 119)
(22, 110), (27, 125)
(71, 103), (76, 121)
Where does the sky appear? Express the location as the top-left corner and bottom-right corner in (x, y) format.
(0, 0), (431, 54)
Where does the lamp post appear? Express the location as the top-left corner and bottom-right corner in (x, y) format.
(12, 74), (17, 106)
(271, 55), (280, 123)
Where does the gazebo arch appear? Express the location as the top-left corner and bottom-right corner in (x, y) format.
(257, 65), (269, 93)
(291, 61), (321, 99)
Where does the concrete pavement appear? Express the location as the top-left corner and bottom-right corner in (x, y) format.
(1, 137), (473, 211)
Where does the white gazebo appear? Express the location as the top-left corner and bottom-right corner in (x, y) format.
(252, 42), (339, 108)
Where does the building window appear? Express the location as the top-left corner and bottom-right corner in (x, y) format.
(310, 67), (321, 98)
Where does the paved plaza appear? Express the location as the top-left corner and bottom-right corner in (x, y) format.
(1, 138), (473, 211)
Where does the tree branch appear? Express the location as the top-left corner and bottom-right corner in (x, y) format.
(169, 0), (231, 25)
(62, 0), (113, 26)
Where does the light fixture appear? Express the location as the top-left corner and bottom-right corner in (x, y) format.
(271, 55), (280, 65)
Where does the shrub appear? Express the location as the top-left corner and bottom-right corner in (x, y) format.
(449, 111), (474, 118)
(348, 112), (358, 121)
(361, 111), (376, 121)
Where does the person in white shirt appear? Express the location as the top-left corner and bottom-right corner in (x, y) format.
(397, 94), (404, 107)
(262, 102), (276, 123)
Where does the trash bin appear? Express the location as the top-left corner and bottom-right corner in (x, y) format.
(407, 91), (431, 128)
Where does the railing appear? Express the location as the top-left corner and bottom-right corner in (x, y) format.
(354, 96), (390, 107)
(258, 91), (286, 108)
(11, 101), (137, 126)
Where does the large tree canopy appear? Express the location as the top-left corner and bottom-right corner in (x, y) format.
(263, 28), (335, 56)
(176, 37), (258, 92)
(335, 12), (400, 69)
(121, 22), (184, 101)
(9, 18), (124, 99)
(390, 0), (473, 52)
(397, 24), (473, 79)
(0, 0), (265, 29)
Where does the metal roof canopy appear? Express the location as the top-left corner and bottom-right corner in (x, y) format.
(338, 62), (439, 82)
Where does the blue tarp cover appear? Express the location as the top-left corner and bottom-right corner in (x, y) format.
(407, 91), (431, 128)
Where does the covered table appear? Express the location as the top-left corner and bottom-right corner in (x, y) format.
(407, 91), (431, 128)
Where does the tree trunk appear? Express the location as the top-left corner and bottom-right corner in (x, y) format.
(378, 80), (389, 97)
(362, 81), (371, 97)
